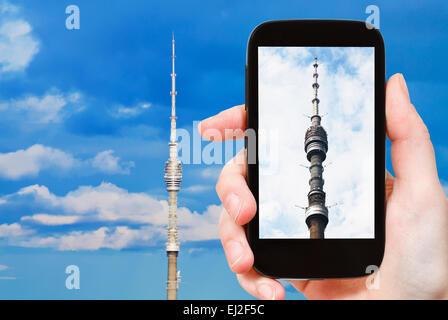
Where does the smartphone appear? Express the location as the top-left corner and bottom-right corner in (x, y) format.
(245, 20), (385, 279)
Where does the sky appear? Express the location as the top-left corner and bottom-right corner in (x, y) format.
(0, 0), (447, 300)
(258, 47), (375, 239)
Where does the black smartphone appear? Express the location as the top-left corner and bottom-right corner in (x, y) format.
(245, 20), (385, 279)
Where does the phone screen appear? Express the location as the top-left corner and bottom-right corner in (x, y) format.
(258, 47), (375, 239)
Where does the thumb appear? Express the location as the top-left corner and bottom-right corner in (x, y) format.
(386, 74), (439, 187)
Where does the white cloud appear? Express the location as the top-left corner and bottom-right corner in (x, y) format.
(0, 223), (33, 237)
(0, 2), (39, 73)
(258, 47), (375, 239)
(0, 144), (134, 179)
(0, 262), (14, 280)
(0, 2), (18, 14)
(177, 204), (221, 241)
(15, 182), (221, 233)
(21, 214), (81, 226)
(14, 94), (67, 123)
(0, 91), (83, 124)
(20, 226), (164, 251)
(200, 167), (221, 180)
(1, 182), (221, 250)
(111, 102), (152, 118)
(184, 184), (213, 193)
(188, 247), (205, 255)
(92, 150), (134, 174)
(0, 144), (79, 179)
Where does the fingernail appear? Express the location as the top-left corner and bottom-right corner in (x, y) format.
(398, 74), (410, 102)
(225, 193), (242, 223)
(226, 240), (243, 268)
(257, 283), (275, 300)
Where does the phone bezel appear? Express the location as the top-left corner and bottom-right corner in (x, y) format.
(245, 20), (386, 279)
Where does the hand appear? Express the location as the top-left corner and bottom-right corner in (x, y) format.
(198, 74), (448, 300)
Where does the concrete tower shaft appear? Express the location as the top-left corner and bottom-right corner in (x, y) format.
(304, 57), (329, 239)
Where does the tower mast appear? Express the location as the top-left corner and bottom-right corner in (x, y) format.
(164, 34), (182, 299)
(304, 57), (329, 239)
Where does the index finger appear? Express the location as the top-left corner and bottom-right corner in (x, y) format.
(198, 105), (246, 141)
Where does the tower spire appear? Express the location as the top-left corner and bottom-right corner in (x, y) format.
(312, 57), (320, 116)
(165, 34), (182, 300)
(304, 56), (329, 239)
(311, 57), (321, 126)
(170, 34), (177, 142)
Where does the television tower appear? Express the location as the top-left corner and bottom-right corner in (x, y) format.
(164, 34), (182, 299)
(304, 57), (329, 239)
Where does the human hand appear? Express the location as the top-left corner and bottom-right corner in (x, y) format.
(198, 74), (448, 299)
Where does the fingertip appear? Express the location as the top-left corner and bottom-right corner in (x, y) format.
(219, 208), (254, 274)
(229, 243), (254, 274)
(217, 165), (255, 226)
(237, 271), (286, 300)
(386, 74), (410, 114)
(198, 117), (223, 141)
(386, 73), (428, 142)
(260, 280), (285, 300)
(397, 73), (410, 102)
(273, 281), (286, 300)
(386, 73), (438, 184)
(198, 105), (246, 141)
(198, 118), (210, 139)
(235, 192), (257, 225)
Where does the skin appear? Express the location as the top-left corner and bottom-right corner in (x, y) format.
(198, 74), (448, 300)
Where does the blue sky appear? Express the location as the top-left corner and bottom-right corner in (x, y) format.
(0, 0), (447, 299)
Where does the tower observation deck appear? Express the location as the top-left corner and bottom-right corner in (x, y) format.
(304, 57), (329, 239)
